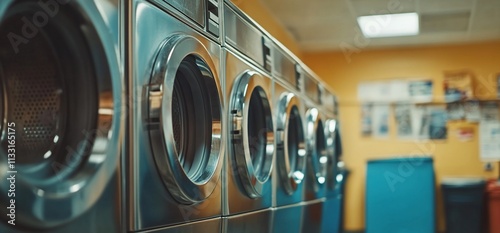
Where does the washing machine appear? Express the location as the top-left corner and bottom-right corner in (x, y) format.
(300, 69), (328, 233)
(222, 2), (275, 233)
(319, 88), (341, 233)
(319, 87), (339, 200)
(128, 0), (224, 232)
(0, 0), (123, 232)
(270, 42), (307, 233)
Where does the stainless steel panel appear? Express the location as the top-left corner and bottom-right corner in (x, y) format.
(272, 44), (297, 89)
(320, 89), (335, 114)
(320, 198), (337, 233)
(223, 3), (265, 67)
(301, 200), (324, 233)
(222, 47), (273, 215)
(304, 74), (319, 104)
(141, 218), (221, 233)
(130, 1), (222, 230)
(272, 204), (304, 233)
(164, 0), (205, 27)
(223, 209), (272, 233)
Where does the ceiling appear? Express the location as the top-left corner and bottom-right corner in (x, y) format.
(261, 0), (500, 52)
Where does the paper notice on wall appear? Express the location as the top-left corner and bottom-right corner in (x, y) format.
(447, 102), (465, 120)
(464, 100), (481, 122)
(429, 107), (448, 140)
(497, 74), (500, 99)
(389, 80), (410, 102)
(394, 103), (413, 139)
(413, 105), (430, 140)
(481, 102), (500, 121)
(456, 127), (474, 142)
(480, 121), (500, 161)
(358, 79), (432, 103)
(372, 104), (390, 138)
(444, 70), (475, 102)
(358, 83), (371, 101)
(361, 103), (373, 136)
(408, 80), (433, 103)
(358, 82), (388, 102)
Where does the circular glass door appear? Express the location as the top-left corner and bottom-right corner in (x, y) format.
(0, 1), (121, 228)
(325, 119), (338, 192)
(276, 92), (306, 195)
(305, 108), (328, 192)
(147, 35), (223, 204)
(230, 71), (274, 198)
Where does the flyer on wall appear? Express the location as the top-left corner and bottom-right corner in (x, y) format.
(372, 104), (390, 138)
(394, 103), (413, 139)
(361, 103), (373, 136)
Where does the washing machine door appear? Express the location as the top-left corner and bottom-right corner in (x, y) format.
(147, 35), (223, 204)
(305, 108), (328, 191)
(276, 92), (306, 195)
(0, 0), (121, 228)
(324, 119), (338, 192)
(230, 71), (274, 198)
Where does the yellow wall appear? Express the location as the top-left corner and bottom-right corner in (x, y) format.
(227, 0), (302, 58)
(304, 41), (500, 232)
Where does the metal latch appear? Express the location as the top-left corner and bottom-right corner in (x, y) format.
(147, 84), (163, 129)
(231, 110), (242, 135)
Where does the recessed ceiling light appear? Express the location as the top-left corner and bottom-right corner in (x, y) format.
(357, 12), (419, 38)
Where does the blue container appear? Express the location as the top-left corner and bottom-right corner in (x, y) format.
(366, 157), (435, 233)
(441, 178), (486, 233)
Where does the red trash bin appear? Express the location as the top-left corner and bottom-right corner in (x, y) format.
(488, 180), (500, 233)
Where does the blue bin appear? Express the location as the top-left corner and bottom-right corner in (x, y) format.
(441, 178), (486, 233)
(366, 157), (435, 233)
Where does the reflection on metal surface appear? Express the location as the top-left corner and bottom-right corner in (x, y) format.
(223, 209), (272, 233)
(325, 119), (339, 196)
(276, 92), (306, 195)
(304, 108), (328, 200)
(223, 5), (264, 66)
(0, 0), (122, 231)
(147, 34), (223, 204)
(164, 0), (205, 27)
(230, 71), (274, 198)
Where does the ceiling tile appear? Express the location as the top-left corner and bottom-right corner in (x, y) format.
(260, 0), (500, 52)
(418, 0), (475, 14)
(420, 11), (471, 33)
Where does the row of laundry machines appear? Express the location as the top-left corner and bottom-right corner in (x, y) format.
(0, 0), (343, 232)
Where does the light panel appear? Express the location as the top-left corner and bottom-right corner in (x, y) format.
(357, 12), (419, 38)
